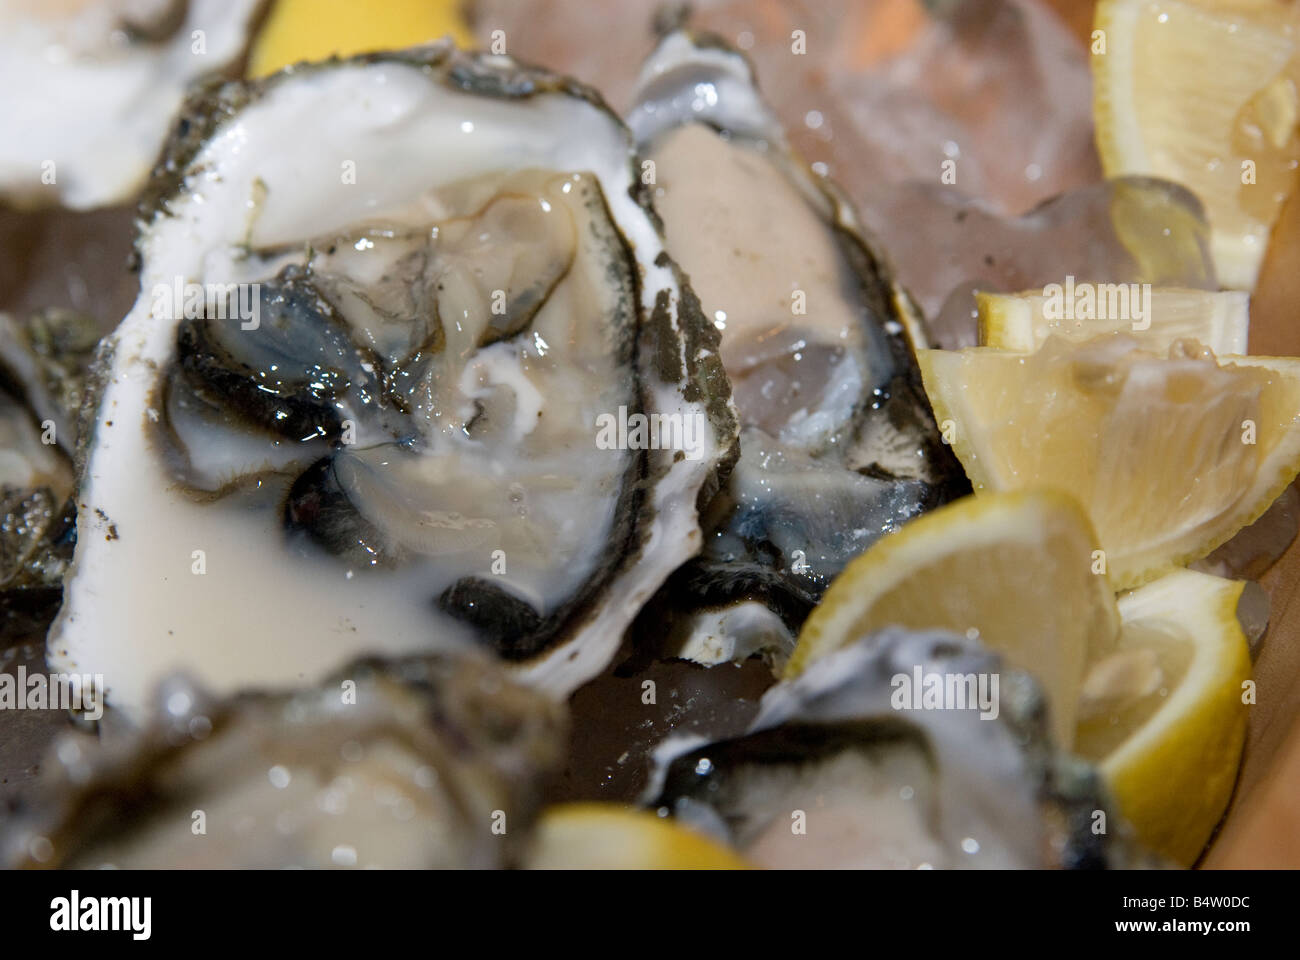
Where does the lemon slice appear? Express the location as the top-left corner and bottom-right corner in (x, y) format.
(1092, 0), (1300, 289)
(787, 490), (1120, 748)
(525, 803), (749, 870)
(247, 0), (475, 79)
(1077, 568), (1250, 865)
(977, 287), (1249, 354)
(919, 337), (1300, 589)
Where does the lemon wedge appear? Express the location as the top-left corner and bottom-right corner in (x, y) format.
(787, 490), (1120, 748)
(919, 337), (1300, 589)
(525, 803), (749, 870)
(247, 0), (475, 79)
(1077, 568), (1250, 865)
(1092, 0), (1300, 289)
(977, 286), (1249, 354)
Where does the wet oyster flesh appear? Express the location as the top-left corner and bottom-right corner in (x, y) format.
(48, 46), (736, 717)
(627, 30), (966, 667)
(645, 627), (1152, 869)
(2, 654), (565, 869)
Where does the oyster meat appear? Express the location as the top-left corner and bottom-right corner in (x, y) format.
(626, 29), (966, 667)
(2, 654), (565, 868)
(48, 45), (736, 717)
(644, 627), (1150, 869)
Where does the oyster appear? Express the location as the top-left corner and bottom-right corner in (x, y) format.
(0, 387), (75, 639)
(0, 309), (99, 639)
(626, 29), (966, 667)
(48, 45), (736, 717)
(0, 0), (266, 209)
(644, 627), (1150, 869)
(1, 654), (565, 868)
(0, 308), (105, 463)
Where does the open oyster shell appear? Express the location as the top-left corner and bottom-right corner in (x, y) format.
(1, 653), (565, 868)
(644, 627), (1155, 869)
(48, 44), (737, 718)
(0, 0), (267, 210)
(626, 29), (967, 669)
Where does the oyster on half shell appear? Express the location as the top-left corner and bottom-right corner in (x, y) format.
(48, 45), (736, 718)
(2, 654), (565, 869)
(644, 628), (1153, 869)
(626, 29), (967, 669)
